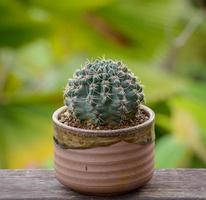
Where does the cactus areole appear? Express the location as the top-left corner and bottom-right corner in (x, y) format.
(64, 59), (144, 126)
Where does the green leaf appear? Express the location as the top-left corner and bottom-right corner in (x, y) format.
(155, 135), (189, 168)
(0, 104), (54, 168)
(171, 96), (206, 145)
(0, 0), (51, 47)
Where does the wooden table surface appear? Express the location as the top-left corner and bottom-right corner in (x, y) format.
(0, 169), (205, 200)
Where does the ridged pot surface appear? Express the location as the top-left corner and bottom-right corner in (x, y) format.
(54, 142), (154, 195)
(53, 105), (155, 196)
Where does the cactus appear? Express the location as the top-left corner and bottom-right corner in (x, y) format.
(64, 59), (144, 125)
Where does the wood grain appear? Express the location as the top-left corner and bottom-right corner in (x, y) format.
(0, 169), (205, 199)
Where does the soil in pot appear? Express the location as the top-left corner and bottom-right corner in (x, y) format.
(58, 107), (149, 130)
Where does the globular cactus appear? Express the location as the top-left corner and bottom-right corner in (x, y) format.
(64, 59), (144, 125)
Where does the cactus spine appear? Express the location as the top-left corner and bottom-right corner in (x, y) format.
(64, 59), (144, 126)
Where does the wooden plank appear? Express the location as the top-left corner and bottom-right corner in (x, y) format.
(0, 169), (205, 199)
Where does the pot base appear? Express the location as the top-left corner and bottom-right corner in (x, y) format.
(56, 174), (153, 196)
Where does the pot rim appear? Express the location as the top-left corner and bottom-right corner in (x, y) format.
(52, 105), (155, 137)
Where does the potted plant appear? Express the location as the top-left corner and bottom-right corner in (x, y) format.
(52, 59), (155, 196)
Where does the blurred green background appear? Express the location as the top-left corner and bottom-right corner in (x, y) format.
(0, 0), (206, 169)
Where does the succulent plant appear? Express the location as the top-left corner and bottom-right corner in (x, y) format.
(64, 59), (144, 125)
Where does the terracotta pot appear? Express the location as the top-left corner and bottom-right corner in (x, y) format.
(53, 105), (155, 196)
